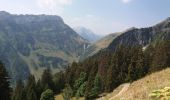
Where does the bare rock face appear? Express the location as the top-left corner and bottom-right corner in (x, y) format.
(108, 18), (170, 50)
(0, 11), (89, 82)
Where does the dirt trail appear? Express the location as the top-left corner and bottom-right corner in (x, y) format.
(97, 83), (130, 100)
(109, 83), (130, 100)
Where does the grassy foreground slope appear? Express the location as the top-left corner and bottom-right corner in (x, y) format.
(55, 94), (85, 100)
(114, 68), (170, 100)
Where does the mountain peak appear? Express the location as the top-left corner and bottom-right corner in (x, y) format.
(0, 11), (64, 23)
(74, 27), (101, 42)
(166, 17), (170, 21)
(123, 27), (137, 32)
(0, 11), (10, 15)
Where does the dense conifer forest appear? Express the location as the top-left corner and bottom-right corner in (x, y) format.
(1, 40), (170, 100)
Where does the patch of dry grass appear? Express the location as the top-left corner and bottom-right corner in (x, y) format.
(116, 68), (170, 100)
(97, 83), (128, 100)
(97, 68), (170, 100)
(55, 94), (85, 100)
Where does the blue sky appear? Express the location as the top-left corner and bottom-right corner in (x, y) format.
(0, 0), (170, 35)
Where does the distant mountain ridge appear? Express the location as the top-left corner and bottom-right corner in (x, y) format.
(80, 32), (121, 60)
(0, 11), (89, 81)
(80, 17), (170, 61)
(74, 27), (101, 42)
(108, 17), (170, 50)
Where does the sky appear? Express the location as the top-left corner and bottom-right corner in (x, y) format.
(0, 0), (170, 35)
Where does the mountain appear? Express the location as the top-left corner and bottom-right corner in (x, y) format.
(74, 27), (101, 42)
(80, 33), (120, 60)
(108, 18), (170, 50)
(80, 18), (170, 61)
(62, 17), (170, 99)
(0, 11), (89, 81)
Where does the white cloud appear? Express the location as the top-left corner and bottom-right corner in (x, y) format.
(121, 0), (132, 3)
(36, 0), (73, 14)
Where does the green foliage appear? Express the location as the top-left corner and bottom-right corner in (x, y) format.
(76, 82), (87, 98)
(25, 75), (38, 100)
(8, 40), (170, 100)
(74, 72), (86, 92)
(41, 68), (56, 92)
(54, 71), (65, 94)
(35, 79), (44, 99)
(62, 84), (73, 100)
(0, 62), (11, 100)
(27, 89), (37, 100)
(149, 87), (170, 99)
(12, 80), (25, 100)
(12, 68), (66, 100)
(150, 41), (170, 72)
(40, 89), (55, 100)
(89, 74), (101, 98)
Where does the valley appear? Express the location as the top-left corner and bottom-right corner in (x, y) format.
(0, 1), (170, 100)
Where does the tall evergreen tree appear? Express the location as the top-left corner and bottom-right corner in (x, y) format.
(74, 72), (87, 97)
(12, 80), (25, 100)
(62, 84), (73, 100)
(90, 74), (101, 98)
(0, 62), (11, 100)
(54, 71), (65, 94)
(151, 41), (170, 72)
(41, 68), (55, 92)
(36, 79), (43, 99)
(40, 89), (55, 100)
(25, 75), (37, 100)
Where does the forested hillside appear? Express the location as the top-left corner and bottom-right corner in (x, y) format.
(63, 40), (170, 99)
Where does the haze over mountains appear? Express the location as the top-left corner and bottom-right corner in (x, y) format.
(74, 27), (102, 42)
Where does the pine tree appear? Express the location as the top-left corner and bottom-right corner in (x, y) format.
(0, 62), (11, 100)
(36, 79), (43, 99)
(41, 68), (55, 92)
(151, 41), (170, 72)
(90, 74), (101, 98)
(40, 89), (55, 100)
(25, 75), (37, 100)
(85, 61), (98, 99)
(12, 80), (25, 100)
(74, 72), (87, 97)
(27, 89), (37, 100)
(74, 72), (86, 92)
(62, 84), (73, 100)
(54, 71), (65, 94)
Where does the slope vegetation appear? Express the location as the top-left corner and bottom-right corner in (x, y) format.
(80, 33), (120, 60)
(114, 68), (170, 100)
(0, 11), (89, 81)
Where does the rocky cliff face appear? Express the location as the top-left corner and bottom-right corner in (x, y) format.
(0, 11), (89, 81)
(108, 18), (170, 50)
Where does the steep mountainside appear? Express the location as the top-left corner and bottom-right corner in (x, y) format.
(0, 11), (89, 81)
(80, 33), (120, 60)
(80, 18), (170, 61)
(108, 18), (170, 50)
(74, 27), (101, 42)
(63, 18), (170, 99)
